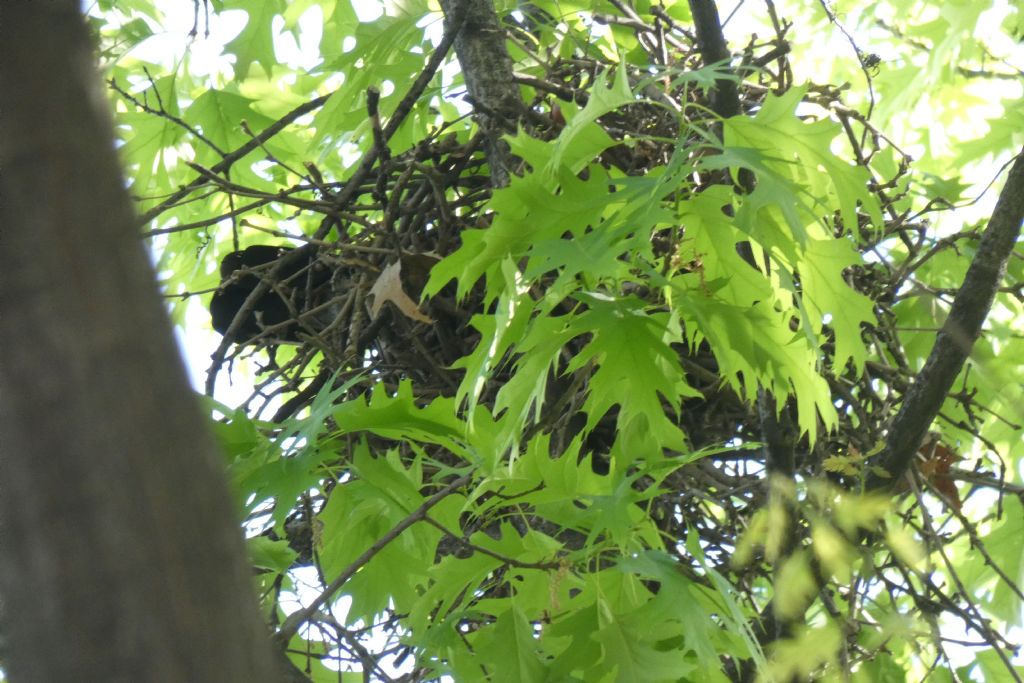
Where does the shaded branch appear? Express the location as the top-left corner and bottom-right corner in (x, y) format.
(688, 0), (740, 119)
(869, 148), (1024, 489)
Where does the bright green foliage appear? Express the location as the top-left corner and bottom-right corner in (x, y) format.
(726, 87), (882, 233)
(545, 66), (635, 176)
(89, 0), (1024, 681)
(565, 295), (693, 456)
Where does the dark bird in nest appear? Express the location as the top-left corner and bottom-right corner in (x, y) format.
(209, 244), (329, 345)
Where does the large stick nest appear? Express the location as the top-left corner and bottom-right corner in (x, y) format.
(171, 11), (1009, 665)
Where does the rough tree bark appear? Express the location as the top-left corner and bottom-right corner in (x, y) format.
(0, 3), (282, 681)
(439, 0), (521, 187)
(870, 147), (1024, 488)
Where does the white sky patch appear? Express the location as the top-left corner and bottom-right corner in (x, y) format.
(273, 7), (324, 71)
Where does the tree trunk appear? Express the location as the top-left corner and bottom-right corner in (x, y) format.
(0, 3), (279, 681)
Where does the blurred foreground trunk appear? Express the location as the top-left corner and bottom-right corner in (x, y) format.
(0, 3), (281, 681)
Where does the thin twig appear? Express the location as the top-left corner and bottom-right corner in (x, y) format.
(275, 473), (474, 645)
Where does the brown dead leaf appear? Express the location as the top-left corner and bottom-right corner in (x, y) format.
(917, 436), (963, 511)
(367, 260), (433, 324)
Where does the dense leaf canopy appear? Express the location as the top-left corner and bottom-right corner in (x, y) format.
(88, 0), (1024, 680)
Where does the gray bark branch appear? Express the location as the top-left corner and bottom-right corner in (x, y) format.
(870, 148), (1024, 489)
(439, 0), (521, 187)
